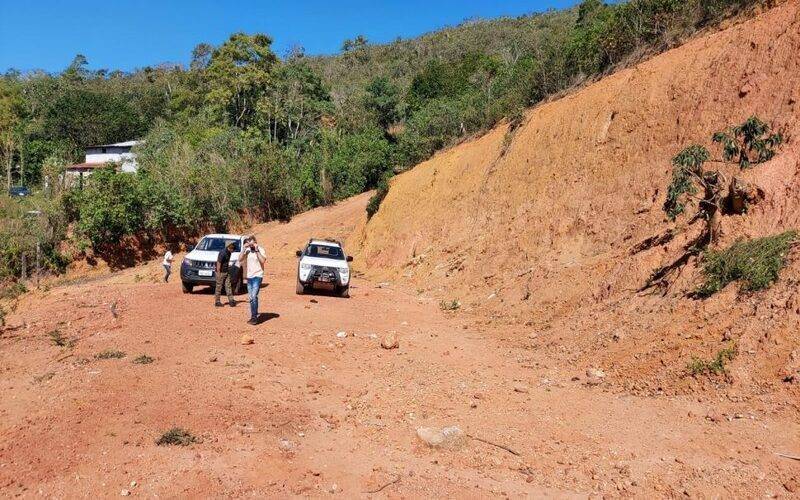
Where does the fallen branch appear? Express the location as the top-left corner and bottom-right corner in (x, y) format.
(775, 452), (800, 461)
(364, 474), (400, 494)
(467, 433), (521, 456)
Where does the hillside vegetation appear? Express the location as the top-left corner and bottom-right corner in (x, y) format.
(0, 0), (771, 282)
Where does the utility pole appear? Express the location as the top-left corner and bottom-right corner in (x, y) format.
(35, 241), (41, 287)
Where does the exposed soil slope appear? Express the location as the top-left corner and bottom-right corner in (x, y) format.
(352, 1), (800, 396)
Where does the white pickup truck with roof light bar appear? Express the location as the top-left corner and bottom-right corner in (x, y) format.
(295, 239), (353, 297)
(180, 234), (246, 294)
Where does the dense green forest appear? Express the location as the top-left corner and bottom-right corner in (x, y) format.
(0, 0), (770, 281)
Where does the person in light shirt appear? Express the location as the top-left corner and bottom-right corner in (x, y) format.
(162, 248), (174, 283)
(238, 235), (266, 325)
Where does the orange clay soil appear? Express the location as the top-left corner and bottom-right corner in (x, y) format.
(4, 2), (800, 497)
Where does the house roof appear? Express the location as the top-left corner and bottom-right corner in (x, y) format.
(86, 140), (142, 148)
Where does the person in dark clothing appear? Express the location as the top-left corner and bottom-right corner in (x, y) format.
(214, 242), (236, 307)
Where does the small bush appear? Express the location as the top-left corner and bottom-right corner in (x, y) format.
(34, 371), (55, 383)
(0, 282), (27, 301)
(687, 343), (738, 376)
(94, 349), (126, 360)
(696, 231), (797, 297)
(47, 329), (76, 348)
(132, 354), (155, 364)
(156, 427), (197, 446)
(439, 299), (461, 311)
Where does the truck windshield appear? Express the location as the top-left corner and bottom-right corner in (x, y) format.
(306, 244), (345, 260)
(196, 238), (241, 252)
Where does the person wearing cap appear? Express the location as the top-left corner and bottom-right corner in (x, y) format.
(214, 241), (237, 307)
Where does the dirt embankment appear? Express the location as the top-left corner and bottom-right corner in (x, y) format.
(352, 1), (800, 395)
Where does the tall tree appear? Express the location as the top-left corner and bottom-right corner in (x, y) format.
(204, 33), (279, 128)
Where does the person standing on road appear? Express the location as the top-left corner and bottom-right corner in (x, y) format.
(162, 248), (174, 283)
(238, 235), (266, 325)
(214, 241), (237, 307)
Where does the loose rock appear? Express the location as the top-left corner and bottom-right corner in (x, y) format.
(513, 383), (530, 394)
(416, 426), (464, 448)
(241, 335), (255, 345)
(585, 368), (606, 386)
(336, 331), (348, 339)
(381, 333), (399, 349)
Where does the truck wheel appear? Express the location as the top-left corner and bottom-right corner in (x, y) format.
(339, 286), (350, 298)
(296, 280), (305, 295)
(233, 275), (243, 295)
(181, 282), (193, 294)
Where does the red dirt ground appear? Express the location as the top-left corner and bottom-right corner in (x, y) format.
(2, 193), (799, 498)
(4, 2), (800, 497)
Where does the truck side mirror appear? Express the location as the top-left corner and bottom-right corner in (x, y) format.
(346, 256), (353, 262)
(296, 250), (302, 257)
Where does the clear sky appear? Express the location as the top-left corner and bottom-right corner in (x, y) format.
(0, 0), (580, 73)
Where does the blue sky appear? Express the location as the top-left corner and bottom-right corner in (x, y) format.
(0, 0), (580, 73)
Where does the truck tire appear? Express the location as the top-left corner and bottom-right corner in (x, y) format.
(296, 280), (305, 295)
(181, 282), (193, 294)
(338, 286), (350, 298)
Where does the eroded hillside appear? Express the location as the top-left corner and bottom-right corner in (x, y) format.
(352, 1), (800, 395)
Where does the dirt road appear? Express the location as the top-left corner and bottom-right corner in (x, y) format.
(1, 194), (799, 498)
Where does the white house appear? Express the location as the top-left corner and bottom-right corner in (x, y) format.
(65, 140), (142, 180)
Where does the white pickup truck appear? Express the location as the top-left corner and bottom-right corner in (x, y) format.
(180, 233), (246, 294)
(295, 239), (353, 297)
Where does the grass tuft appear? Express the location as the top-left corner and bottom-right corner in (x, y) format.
(47, 329), (76, 348)
(687, 343), (738, 376)
(94, 349), (126, 360)
(439, 299), (461, 311)
(156, 427), (197, 446)
(696, 231), (797, 297)
(132, 354), (155, 364)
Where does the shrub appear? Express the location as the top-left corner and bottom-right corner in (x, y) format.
(132, 354), (155, 364)
(696, 231), (797, 297)
(439, 299), (461, 311)
(75, 166), (144, 247)
(94, 349), (126, 360)
(156, 427), (197, 446)
(687, 343), (737, 375)
(47, 329), (75, 348)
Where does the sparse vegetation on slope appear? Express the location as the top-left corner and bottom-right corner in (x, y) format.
(696, 231), (797, 297)
(687, 343), (738, 376)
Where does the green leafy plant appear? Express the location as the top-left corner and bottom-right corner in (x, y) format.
(687, 343), (738, 375)
(695, 231), (797, 297)
(94, 349), (126, 360)
(156, 427), (198, 446)
(712, 116), (783, 169)
(663, 145), (710, 221)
